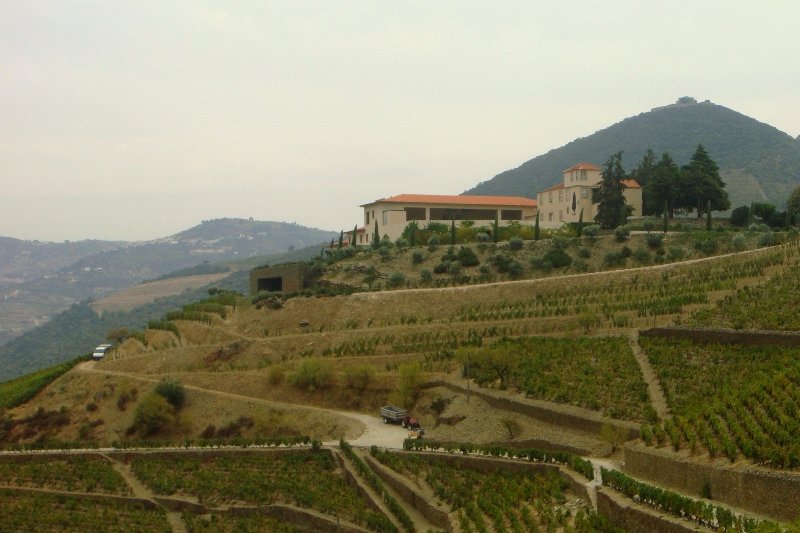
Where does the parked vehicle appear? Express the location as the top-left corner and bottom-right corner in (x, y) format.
(92, 344), (112, 361)
(407, 427), (425, 440)
(379, 405), (420, 429)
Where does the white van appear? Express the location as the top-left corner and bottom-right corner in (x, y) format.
(92, 344), (112, 360)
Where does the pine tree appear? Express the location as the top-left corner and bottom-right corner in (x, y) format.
(594, 152), (631, 229)
(680, 144), (729, 217)
(534, 212), (540, 240)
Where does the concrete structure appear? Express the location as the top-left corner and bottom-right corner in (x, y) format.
(536, 163), (642, 228)
(358, 194), (538, 244)
(249, 263), (309, 294)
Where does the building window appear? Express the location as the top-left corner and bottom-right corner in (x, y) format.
(549, 192), (552, 203)
(365, 212), (369, 225)
(581, 189), (588, 198)
(404, 207), (426, 221)
(559, 211), (563, 221)
(548, 213), (553, 222)
(581, 169), (587, 180)
(501, 209), (522, 220)
(429, 208), (497, 221)
(559, 190), (563, 202)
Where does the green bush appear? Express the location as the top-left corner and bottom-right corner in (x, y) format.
(614, 226), (630, 242)
(730, 233), (747, 251)
(646, 233), (664, 248)
(633, 246), (651, 264)
(411, 251), (424, 264)
(289, 359), (333, 391)
(542, 248), (572, 268)
(457, 246), (480, 267)
(419, 269), (432, 283)
(582, 225), (601, 241)
(508, 236), (524, 250)
(154, 378), (185, 409)
(758, 232), (776, 247)
(578, 247), (591, 258)
(388, 272), (406, 288)
(666, 246), (685, 261)
(132, 393), (175, 436)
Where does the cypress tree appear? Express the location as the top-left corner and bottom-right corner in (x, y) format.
(338, 231), (343, 249)
(493, 215), (499, 243)
(372, 220), (380, 249)
(352, 225), (358, 247)
(663, 201), (669, 233)
(534, 212), (540, 240)
(450, 217), (456, 245)
(409, 221), (417, 246)
(577, 208), (584, 237)
(706, 200), (712, 230)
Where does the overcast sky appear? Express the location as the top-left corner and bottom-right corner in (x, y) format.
(2, 1), (799, 242)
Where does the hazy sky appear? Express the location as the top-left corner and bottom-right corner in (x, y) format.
(2, 1), (799, 242)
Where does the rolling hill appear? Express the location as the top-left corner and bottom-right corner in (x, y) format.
(0, 219), (336, 346)
(466, 97), (800, 209)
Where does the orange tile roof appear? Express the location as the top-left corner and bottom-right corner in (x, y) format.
(362, 194), (537, 208)
(563, 162), (601, 172)
(621, 179), (641, 188)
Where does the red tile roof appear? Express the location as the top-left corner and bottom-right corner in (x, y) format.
(621, 179), (641, 188)
(563, 162), (601, 172)
(362, 194), (537, 208)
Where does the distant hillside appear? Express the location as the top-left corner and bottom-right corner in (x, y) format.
(0, 219), (336, 345)
(466, 98), (800, 209)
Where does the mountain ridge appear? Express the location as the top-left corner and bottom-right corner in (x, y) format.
(465, 99), (800, 210)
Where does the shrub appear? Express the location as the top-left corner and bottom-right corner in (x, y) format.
(667, 246), (685, 261)
(447, 262), (462, 276)
(620, 245), (632, 258)
(387, 272), (406, 288)
(572, 258), (588, 272)
(433, 261), (450, 274)
(506, 260), (525, 278)
(730, 233), (746, 251)
(394, 238), (409, 249)
(646, 233), (664, 248)
(694, 238), (718, 254)
(642, 220), (655, 232)
(758, 231), (776, 247)
(508, 236), (524, 250)
(476, 232), (490, 243)
(578, 247), (591, 258)
(289, 358), (333, 391)
(154, 378), (185, 409)
(132, 393), (175, 436)
(633, 246), (651, 264)
(411, 251), (424, 264)
(604, 251), (625, 267)
(551, 236), (569, 250)
(543, 248), (572, 268)
(614, 226), (630, 242)
(730, 205), (751, 227)
(427, 235), (440, 251)
(344, 365), (375, 391)
(457, 246), (480, 267)
(267, 365), (286, 385)
(419, 269), (432, 283)
(582, 225), (601, 241)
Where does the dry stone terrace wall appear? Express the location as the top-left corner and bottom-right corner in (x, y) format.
(427, 380), (638, 448)
(639, 327), (800, 346)
(595, 488), (713, 533)
(623, 443), (800, 522)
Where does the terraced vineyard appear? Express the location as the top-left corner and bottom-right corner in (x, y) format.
(0, 488), (171, 532)
(689, 260), (800, 330)
(371, 449), (622, 533)
(0, 454), (130, 495)
(181, 511), (300, 532)
(464, 336), (652, 421)
(129, 449), (388, 529)
(640, 337), (800, 467)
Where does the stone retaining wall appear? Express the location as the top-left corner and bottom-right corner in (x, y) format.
(596, 487), (712, 533)
(624, 443), (800, 522)
(364, 454), (453, 531)
(428, 380), (638, 445)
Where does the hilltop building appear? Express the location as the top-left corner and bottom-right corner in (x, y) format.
(536, 163), (641, 228)
(357, 194), (538, 245)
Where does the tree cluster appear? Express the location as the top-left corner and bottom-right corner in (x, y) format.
(630, 144), (730, 218)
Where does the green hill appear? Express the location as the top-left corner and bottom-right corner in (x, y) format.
(466, 98), (800, 209)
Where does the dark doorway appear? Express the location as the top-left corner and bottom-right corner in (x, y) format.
(257, 277), (283, 292)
